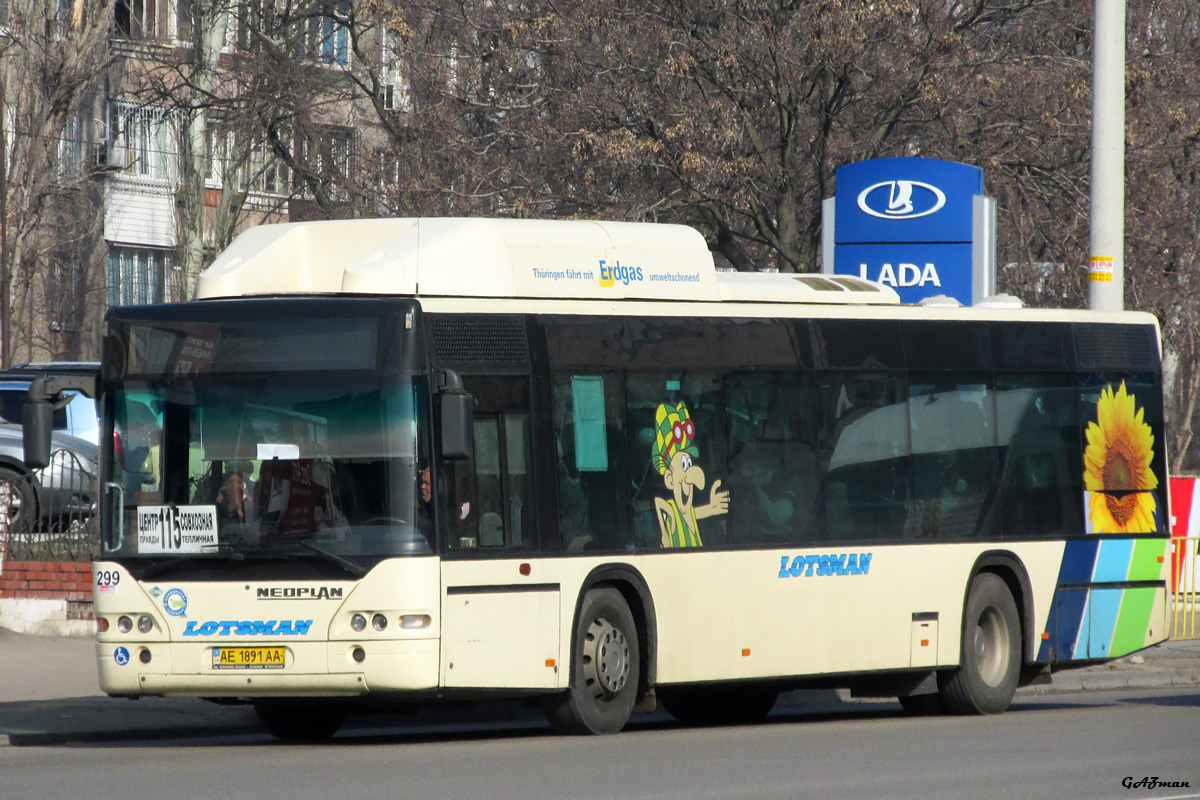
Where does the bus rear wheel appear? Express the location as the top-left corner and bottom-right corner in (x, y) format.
(543, 586), (640, 735)
(939, 573), (1021, 715)
(254, 700), (346, 742)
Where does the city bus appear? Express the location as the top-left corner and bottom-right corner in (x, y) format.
(25, 218), (1171, 740)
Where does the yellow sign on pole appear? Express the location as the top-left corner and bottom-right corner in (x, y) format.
(1089, 255), (1114, 282)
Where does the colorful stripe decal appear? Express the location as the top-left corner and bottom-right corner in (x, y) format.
(1092, 539), (1133, 583)
(1074, 588), (1122, 659)
(1110, 588), (1158, 655)
(1036, 537), (1167, 663)
(1057, 539), (1099, 584)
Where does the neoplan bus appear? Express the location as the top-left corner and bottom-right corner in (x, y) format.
(24, 218), (1171, 741)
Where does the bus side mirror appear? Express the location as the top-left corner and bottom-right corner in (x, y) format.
(22, 397), (55, 471)
(440, 392), (474, 460)
(22, 376), (90, 471)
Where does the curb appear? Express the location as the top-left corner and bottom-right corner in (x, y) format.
(1019, 668), (1200, 694)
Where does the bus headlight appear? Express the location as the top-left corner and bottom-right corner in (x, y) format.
(371, 613), (388, 632)
(117, 616), (133, 633)
(137, 615), (154, 633)
(350, 614), (367, 632)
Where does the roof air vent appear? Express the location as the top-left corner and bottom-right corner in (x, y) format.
(918, 294), (963, 307)
(973, 293), (1024, 309)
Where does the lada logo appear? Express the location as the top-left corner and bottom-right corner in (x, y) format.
(857, 180), (946, 220)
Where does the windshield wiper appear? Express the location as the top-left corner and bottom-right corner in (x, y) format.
(129, 556), (192, 581)
(128, 544), (239, 580)
(126, 540), (366, 580)
(293, 539), (368, 577)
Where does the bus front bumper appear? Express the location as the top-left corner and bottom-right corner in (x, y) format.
(96, 639), (440, 697)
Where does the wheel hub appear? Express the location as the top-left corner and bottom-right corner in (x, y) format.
(582, 616), (630, 699)
(974, 605), (1008, 687)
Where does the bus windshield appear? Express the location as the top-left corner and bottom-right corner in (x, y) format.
(101, 300), (431, 571)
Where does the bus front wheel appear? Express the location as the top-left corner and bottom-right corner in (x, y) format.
(939, 573), (1021, 715)
(543, 586), (640, 735)
(254, 700), (346, 742)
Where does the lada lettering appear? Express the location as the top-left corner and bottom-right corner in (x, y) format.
(859, 262), (941, 288)
(598, 259), (644, 287)
(182, 619), (314, 636)
(777, 552), (872, 578)
(256, 587), (345, 601)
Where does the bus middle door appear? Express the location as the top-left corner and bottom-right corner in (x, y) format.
(441, 374), (561, 690)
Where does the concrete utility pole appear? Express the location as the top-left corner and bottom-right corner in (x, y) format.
(1088, 0), (1126, 312)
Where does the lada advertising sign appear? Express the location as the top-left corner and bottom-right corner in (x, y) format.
(829, 157), (986, 305)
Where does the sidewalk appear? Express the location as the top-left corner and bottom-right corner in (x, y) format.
(2, 627), (1198, 746)
(0, 628), (259, 746)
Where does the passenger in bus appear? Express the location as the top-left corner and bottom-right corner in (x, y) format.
(122, 399), (161, 501)
(917, 449), (979, 538)
(215, 464), (253, 525)
(731, 449), (798, 540)
(651, 401), (729, 547)
(414, 464), (434, 531)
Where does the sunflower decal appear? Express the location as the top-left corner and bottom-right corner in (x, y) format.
(1083, 381), (1158, 533)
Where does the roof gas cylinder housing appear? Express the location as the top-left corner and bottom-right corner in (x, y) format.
(196, 218), (899, 306)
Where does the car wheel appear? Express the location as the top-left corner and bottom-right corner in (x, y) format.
(0, 467), (36, 533)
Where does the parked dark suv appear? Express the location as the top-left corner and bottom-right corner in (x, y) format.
(0, 362), (99, 532)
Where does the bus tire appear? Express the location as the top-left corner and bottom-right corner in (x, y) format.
(939, 573), (1021, 715)
(254, 700), (346, 742)
(543, 586), (640, 735)
(659, 684), (779, 726)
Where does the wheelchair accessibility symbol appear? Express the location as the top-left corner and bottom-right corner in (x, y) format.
(114, 646), (130, 666)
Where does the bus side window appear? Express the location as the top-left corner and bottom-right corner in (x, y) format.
(907, 375), (998, 539)
(818, 372), (909, 542)
(552, 373), (629, 552)
(470, 412), (535, 549)
(992, 375), (1083, 538)
(724, 371), (820, 545)
(450, 376), (536, 551)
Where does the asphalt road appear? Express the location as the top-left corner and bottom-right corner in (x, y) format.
(2, 686), (1198, 800)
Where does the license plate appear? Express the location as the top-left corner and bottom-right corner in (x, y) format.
(212, 647), (287, 670)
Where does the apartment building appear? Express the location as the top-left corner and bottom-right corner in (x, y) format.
(0, 0), (402, 363)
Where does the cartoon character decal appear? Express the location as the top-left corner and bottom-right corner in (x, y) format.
(651, 402), (729, 547)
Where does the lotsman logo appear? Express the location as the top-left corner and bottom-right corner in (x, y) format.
(857, 180), (946, 220)
(182, 620), (314, 636)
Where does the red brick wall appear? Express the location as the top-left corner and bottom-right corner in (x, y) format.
(0, 561), (94, 619)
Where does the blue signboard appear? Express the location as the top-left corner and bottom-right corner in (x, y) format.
(826, 157), (988, 305)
